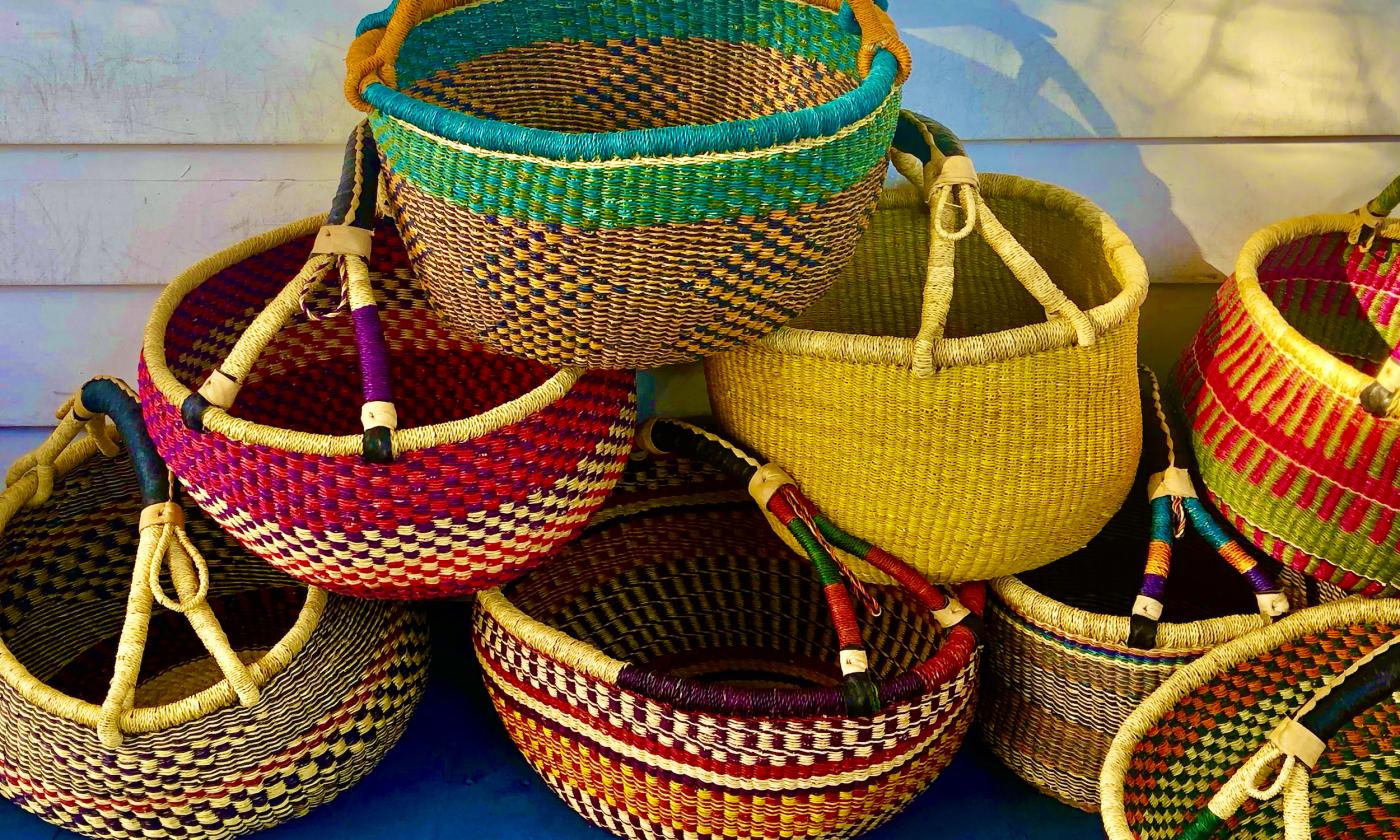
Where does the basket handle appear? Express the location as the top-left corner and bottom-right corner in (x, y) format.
(1348, 175), (1400, 416)
(1125, 368), (1288, 649)
(1178, 634), (1400, 839)
(638, 418), (982, 718)
(343, 0), (912, 112)
(180, 122), (400, 464)
(889, 110), (1098, 377)
(3, 379), (262, 749)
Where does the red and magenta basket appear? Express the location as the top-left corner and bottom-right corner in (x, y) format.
(139, 125), (636, 599)
(475, 419), (984, 838)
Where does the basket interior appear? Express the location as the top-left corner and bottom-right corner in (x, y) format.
(160, 220), (557, 436)
(0, 453), (303, 707)
(505, 504), (943, 689)
(1017, 472), (1275, 625)
(1119, 623), (1399, 837)
(1253, 231), (1400, 375)
(394, 0), (863, 133)
(790, 181), (1127, 339)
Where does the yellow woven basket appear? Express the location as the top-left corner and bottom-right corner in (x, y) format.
(705, 112), (1149, 583)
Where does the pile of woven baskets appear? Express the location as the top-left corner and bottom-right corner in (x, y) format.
(2, 1), (1397, 838)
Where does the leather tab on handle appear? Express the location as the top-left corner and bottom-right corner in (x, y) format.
(312, 225), (374, 258)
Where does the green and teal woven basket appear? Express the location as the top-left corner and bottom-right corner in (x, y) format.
(345, 0), (909, 368)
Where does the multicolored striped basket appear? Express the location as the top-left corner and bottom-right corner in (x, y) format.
(705, 112), (1149, 584)
(980, 369), (1291, 813)
(139, 125), (636, 600)
(474, 419), (985, 838)
(1101, 598), (1400, 839)
(0, 378), (430, 839)
(341, 0), (910, 368)
(1176, 174), (1400, 597)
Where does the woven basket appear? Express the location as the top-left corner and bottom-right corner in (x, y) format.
(341, 0), (910, 368)
(705, 113), (1149, 583)
(980, 369), (1290, 813)
(139, 126), (636, 600)
(1176, 175), (1400, 598)
(474, 419), (985, 838)
(1101, 598), (1400, 839)
(0, 378), (430, 839)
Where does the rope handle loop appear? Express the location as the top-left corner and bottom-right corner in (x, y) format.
(1178, 634), (1400, 839)
(1348, 173), (1400, 250)
(344, 0), (911, 112)
(1, 379), (263, 749)
(891, 111), (1098, 378)
(1127, 368), (1288, 650)
(179, 123), (399, 464)
(637, 418), (982, 718)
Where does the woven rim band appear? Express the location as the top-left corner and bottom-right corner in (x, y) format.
(0, 426), (327, 736)
(1100, 597), (1400, 835)
(753, 174), (1149, 368)
(1232, 212), (1400, 408)
(346, 0), (904, 160)
(141, 213), (585, 457)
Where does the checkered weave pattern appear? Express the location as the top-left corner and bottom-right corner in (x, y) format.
(474, 454), (983, 838)
(140, 216), (636, 600)
(344, 0), (905, 367)
(1102, 599), (1400, 839)
(0, 441), (430, 839)
(1176, 224), (1400, 597)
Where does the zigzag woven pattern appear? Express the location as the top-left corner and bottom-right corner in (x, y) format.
(361, 0), (900, 366)
(1176, 231), (1400, 596)
(473, 457), (981, 838)
(0, 452), (431, 839)
(140, 218), (637, 599)
(1115, 615), (1400, 837)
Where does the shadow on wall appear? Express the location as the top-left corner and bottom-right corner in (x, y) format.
(892, 0), (1223, 284)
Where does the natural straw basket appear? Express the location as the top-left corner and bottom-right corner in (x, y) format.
(0, 378), (429, 839)
(341, 0), (910, 368)
(1101, 598), (1400, 839)
(706, 112), (1149, 583)
(474, 419), (985, 839)
(980, 368), (1290, 812)
(1176, 174), (1400, 597)
(139, 125), (636, 600)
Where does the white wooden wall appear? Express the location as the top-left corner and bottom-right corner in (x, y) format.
(2, 0), (1398, 424)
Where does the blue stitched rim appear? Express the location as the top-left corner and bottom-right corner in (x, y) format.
(354, 1), (901, 163)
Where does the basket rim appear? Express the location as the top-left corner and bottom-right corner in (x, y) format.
(990, 575), (1270, 656)
(141, 214), (592, 458)
(356, 0), (900, 163)
(0, 437), (328, 737)
(1230, 213), (1400, 421)
(475, 508), (983, 720)
(1099, 596), (1400, 836)
(739, 174), (1150, 368)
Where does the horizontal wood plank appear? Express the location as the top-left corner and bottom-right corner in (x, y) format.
(0, 1), (1396, 143)
(3, 139), (1395, 287)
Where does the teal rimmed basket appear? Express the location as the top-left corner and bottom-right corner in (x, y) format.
(344, 0), (910, 368)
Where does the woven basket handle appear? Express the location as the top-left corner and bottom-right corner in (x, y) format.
(4, 379), (262, 749)
(638, 418), (982, 718)
(181, 122), (400, 464)
(1178, 634), (1400, 839)
(889, 110), (1098, 378)
(1125, 368), (1288, 650)
(1350, 176), (1400, 416)
(343, 0), (912, 112)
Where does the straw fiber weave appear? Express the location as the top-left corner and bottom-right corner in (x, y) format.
(1101, 599), (1400, 839)
(1176, 185), (1400, 597)
(707, 165), (1148, 583)
(474, 454), (982, 838)
(140, 216), (636, 599)
(0, 431), (429, 838)
(346, 0), (906, 367)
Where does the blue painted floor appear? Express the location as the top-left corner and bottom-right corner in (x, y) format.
(0, 430), (1101, 838)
